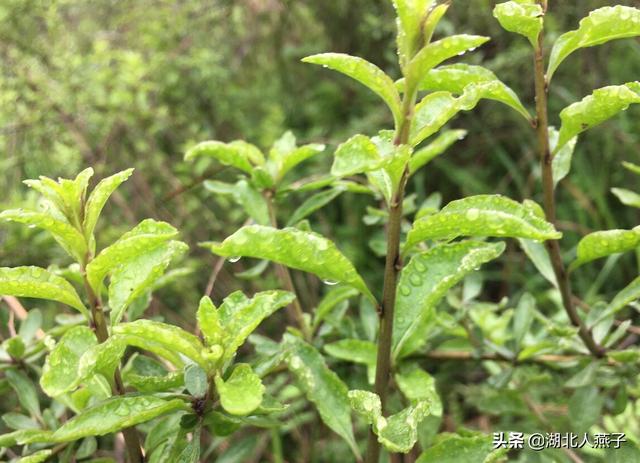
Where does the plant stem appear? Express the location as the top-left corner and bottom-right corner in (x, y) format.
(532, 22), (605, 358)
(83, 273), (144, 463)
(366, 87), (416, 463)
(264, 191), (312, 340)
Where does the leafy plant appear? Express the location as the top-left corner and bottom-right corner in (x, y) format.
(2, 1), (640, 462)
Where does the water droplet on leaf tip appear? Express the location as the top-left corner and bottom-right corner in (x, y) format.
(323, 279), (338, 286)
(228, 256), (241, 263)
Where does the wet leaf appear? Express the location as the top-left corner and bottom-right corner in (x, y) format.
(83, 169), (134, 247)
(284, 334), (359, 459)
(410, 81), (528, 146)
(0, 209), (87, 262)
(215, 290), (295, 364)
(556, 83), (640, 152)
(571, 227), (640, 269)
(349, 390), (431, 453)
(404, 195), (560, 252)
(113, 320), (206, 369)
(267, 132), (325, 181)
(548, 6), (640, 81)
(302, 53), (402, 126)
(407, 35), (490, 88)
(108, 240), (188, 325)
(393, 241), (505, 358)
(16, 449), (52, 463)
(608, 276), (640, 315)
(414, 64), (530, 120)
(417, 434), (498, 463)
(52, 395), (186, 442)
(392, 0), (434, 66)
(215, 364), (264, 416)
(184, 140), (263, 173)
(206, 225), (374, 301)
(0, 266), (87, 316)
(493, 1), (543, 45)
(395, 366), (442, 415)
(86, 219), (178, 293)
(409, 130), (467, 175)
(40, 326), (97, 397)
(330, 135), (383, 177)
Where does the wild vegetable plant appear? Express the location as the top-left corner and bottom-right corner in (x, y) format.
(2, 1), (640, 463)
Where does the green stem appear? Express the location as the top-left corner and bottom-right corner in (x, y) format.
(365, 86), (416, 463)
(264, 191), (312, 340)
(532, 17), (605, 358)
(82, 272), (144, 463)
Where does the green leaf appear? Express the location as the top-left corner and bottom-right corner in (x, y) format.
(556, 83), (640, 153)
(395, 366), (442, 415)
(112, 320), (206, 369)
(313, 286), (359, 329)
(83, 169), (134, 246)
(410, 81), (526, 147)
(267, 133), (325, 181)
(302, 53), (402, 127)
(406, 35), (490, 88)
(404, 195), (560, 252)
(52, 395), (186, 442)
(550, 126), (577, 187)
(184, 140), (263, 173)
(40, 326), (97, 397)
(284, 334), (359, 459)
(608, 276), (640, 315)
(330, 135), (383, 177)
(393, 241), (505, 358)
(612, 187), (640, 208)
(348, 390), (431, 453)
(414, 64), (530, 121)
(206, 225), (374, 301)
(409, 130), (467, 175)
(215, 290), (295, 364)
(493, 2), (543, 46)
(86, 219), (178, 293)
(108, 240), (188, 325)
(548, 6), (640, 81)
(196, 296), (222, 347)
(324, 339), (376, 366)
(513, 292), (536, 347)
(215, 364), (265, 416)
(518, 238), (557, 286)
(6, 369), (40, 419)
(77, 336), (126, 384)
(571, 227), (640, 270)
(184, 364), (208, 398)
(392, 0), (435, 66)
(0, 209), (87, 262)
(0, 266), (87, 316)
(417, 434), (497, 463)
(286, 188), (344, 226)
(568, 386), (603, 433)
(16, 449), (52, 463)
(23, 168), (93, 229)
(204, 179), (269, 225)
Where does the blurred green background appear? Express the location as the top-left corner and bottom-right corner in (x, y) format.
(1, 0), (640, 320)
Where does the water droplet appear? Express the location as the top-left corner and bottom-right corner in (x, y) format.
(466, 208), (480, 221)
(409, 274), (422, 287)
(28, 224), (36, 229)
(400, 285), (411, 296)
(414, 260), (426, 273)
(228, 256), (241, 263)
(323, 279), (338, 286)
